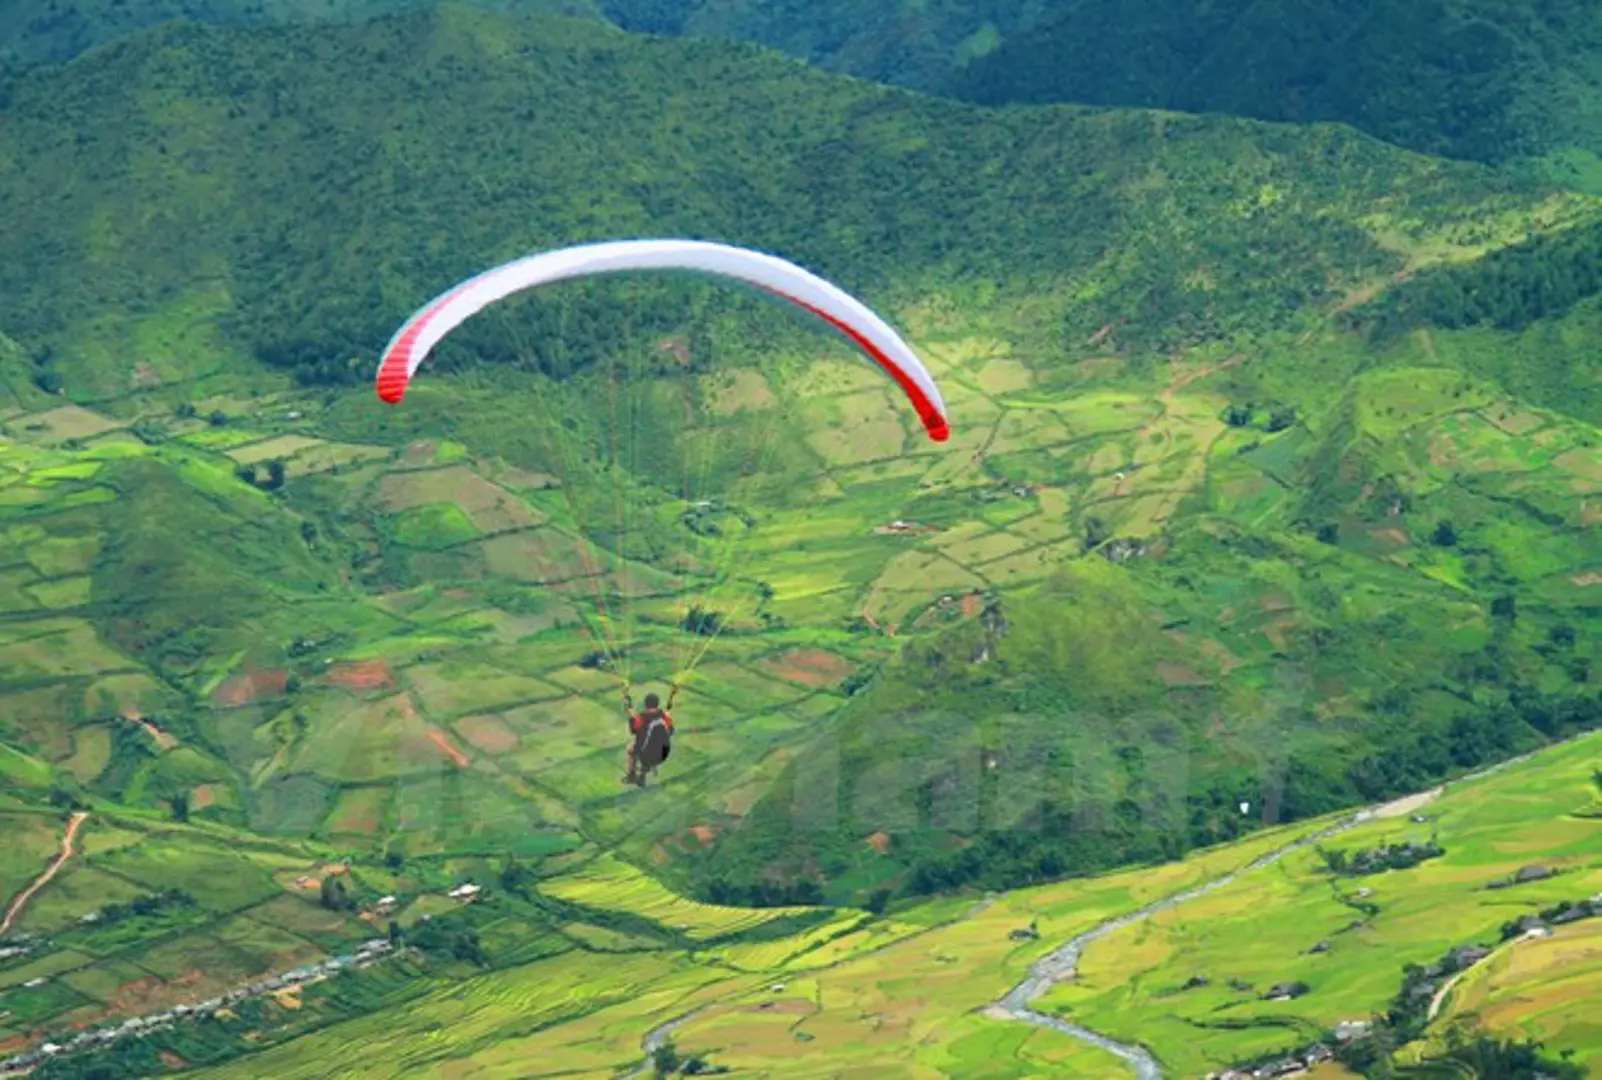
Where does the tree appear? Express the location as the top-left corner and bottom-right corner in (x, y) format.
(264, 459), (287, 490)
(168, 792), (189, 822)
(1084, 516), (1110, 550)
(653, 1040), (683, 1078)
(1316, 523), (1339, 545)
(1432, 520), (1458, 546)
(1491, 594), (1517, 622)
(319, 874), (351, 911)
(1266, 404), (1297, 432)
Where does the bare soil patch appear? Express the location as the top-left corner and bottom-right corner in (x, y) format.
(456, 715), (519, 755)
(760, 649), (853, 689)
(326, 659), (395, 692)
(211, 669), (288, 708)
(426, 727), (470, 768)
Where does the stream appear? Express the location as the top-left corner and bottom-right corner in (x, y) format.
(987, 810), (1375, 1079)
(627, 732), (1595, 1078)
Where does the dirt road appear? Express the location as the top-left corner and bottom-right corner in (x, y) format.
(1, 811), (89, 937)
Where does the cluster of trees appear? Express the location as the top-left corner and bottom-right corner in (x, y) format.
(1351, 218), (1602, 340)
(235, 459), (287, 491)
(92, 890), (197, 928)
(1223, 401), (1297, 432)
(1320, 842), (1445, 877)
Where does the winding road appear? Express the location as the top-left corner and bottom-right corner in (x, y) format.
(1, 811), (89, 937)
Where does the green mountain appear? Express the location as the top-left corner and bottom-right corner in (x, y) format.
(0, 3), (1595, 902)
(947, 0), (1602, 181)
(0, 7), (1598, 1074)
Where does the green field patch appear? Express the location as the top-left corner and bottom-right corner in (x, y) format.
(83, 672), (170, 718)
(96, 838), (282, 912)
(387, 501), (479, 549)
(76, 821), (147, 859)
(0, 970), (92, 1026)
(25, 574), (92, 608)
(0, 946), (95, 991)
(375, 465), (546, 535)
(453, 714), (520, 756)
(0, 617), (131, 680)
(479, 527), (632, 587)
(323, 785), (389, 837)
(542, 663), (627, 694)
(58, 957), (158, 1004)
(291, 691), (462, 783)
(227, 434), (324, 465)
(0, 567), (40, 613)
(26, 460), (103, 485)
(179, 425), (274, 450)
(679, 661), (805, 711)
(938, 527), (1031, 566)
(406, 658), (568, 717)
(10, 866), (150, 936)
(0, 811), (69, 904)
(975, 538), (1079, 585)
(62, 724), (112, 781)
(390, 770), (573, 857)
(243, 893), (366, 949)
(123, 745), (232, 807)
(1004, 408), (1100, 455)
(504, 695), (621, 774)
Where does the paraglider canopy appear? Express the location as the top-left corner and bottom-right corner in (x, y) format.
(374, 238), (950, 442)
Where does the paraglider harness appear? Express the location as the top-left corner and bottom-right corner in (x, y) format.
(622, 684), (676, 787)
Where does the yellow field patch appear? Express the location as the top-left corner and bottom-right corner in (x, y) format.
(1553, 447), (1602, 489)
(283, 441), (392, 475)
(702, 368), (776, 415)
(973, 356), (1035, 395)
(375, 465), (547, 530)
(12, 405), (122, 442)
(228, 435), (324, 465)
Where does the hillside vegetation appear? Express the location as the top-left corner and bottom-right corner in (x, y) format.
(3, 6), (1565, 404)
(947, 0), (1602, 181)
(0, 4), (1595, 906)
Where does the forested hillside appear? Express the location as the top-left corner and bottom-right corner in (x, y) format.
(947, 0), (1602, 176)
